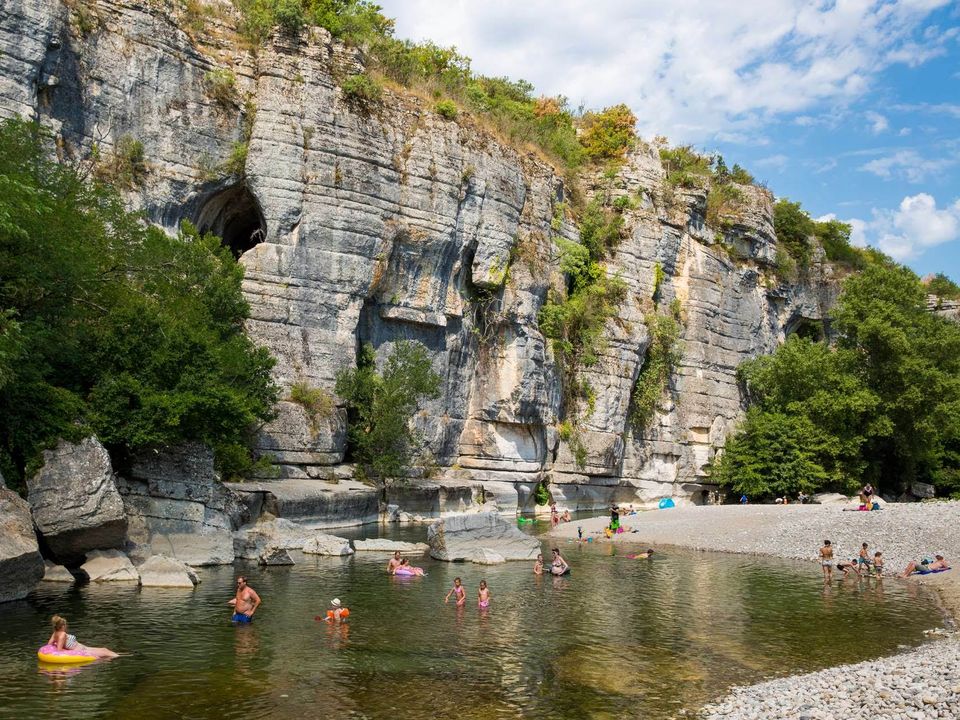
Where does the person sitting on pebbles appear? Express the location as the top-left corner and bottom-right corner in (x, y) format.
(900, 554), (950, 578)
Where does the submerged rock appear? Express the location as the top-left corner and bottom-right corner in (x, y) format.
(81, 549), (140, 583)
(138, 555), (200, 588)
(259, 547), (295, 566)
(351, 539), (429, 553)
(41, 560), (75, 583)
(302, 534), (354, 556)
(0, 487), (45, 602)
(427, 512), (540, 562)
(27, 437), (127, 562)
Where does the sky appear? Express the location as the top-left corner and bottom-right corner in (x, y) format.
(377, 0), (960, 278)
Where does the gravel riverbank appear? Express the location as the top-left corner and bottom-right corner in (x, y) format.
(549, 502), (960, 719)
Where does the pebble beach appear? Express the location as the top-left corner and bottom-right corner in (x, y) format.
(550, 501), (960, 719)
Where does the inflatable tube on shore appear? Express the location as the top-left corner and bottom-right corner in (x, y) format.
(658, 498), (675, 509)
(37, 645), (96, 665)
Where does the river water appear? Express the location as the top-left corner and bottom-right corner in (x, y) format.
(0, 523), (944, 719)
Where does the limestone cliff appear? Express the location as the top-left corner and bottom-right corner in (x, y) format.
(0, 0), (837, 508)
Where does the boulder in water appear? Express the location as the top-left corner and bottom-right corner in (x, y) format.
(41, 560), (75, 583)
(352, 538), (429, 553)
(259, 546), (295, 565)
(0, 487), (45, 602)
(138, 555), (200, 588)
(427, 512), (540, 562)
(234, 516), (314, 559)
(302, 534), (354, 556)
(82, 549), (140, 583)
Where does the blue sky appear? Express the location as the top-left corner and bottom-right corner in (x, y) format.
(378, 0), (960, 278)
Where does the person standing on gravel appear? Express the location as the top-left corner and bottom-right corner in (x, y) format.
(819, 540), (834, 581)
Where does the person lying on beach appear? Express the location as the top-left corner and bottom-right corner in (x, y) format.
(47, 615), (119, 659)
(900, 554), (949, 578)
(387, 551), (402, 574)
(533, 553), (544, 575)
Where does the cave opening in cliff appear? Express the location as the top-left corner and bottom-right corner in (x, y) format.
(195, 184), (266, 259)
(786, 318), (825, 342)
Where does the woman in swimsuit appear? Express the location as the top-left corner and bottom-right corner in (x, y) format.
(550, 547), (569, 576)
(477, 580), (491, 609)
(395, 558), (425, 576)
(47, 615), (118, 658)
(445, 577), (466, 607)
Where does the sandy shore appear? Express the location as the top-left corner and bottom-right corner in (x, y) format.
(549, 502), (960, 718)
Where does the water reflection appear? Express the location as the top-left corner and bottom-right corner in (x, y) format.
(0, 533), (947, 720)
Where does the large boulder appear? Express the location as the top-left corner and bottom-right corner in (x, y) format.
(912, 481), (936, 499)
(137, 555), (199, 588)
(27, 437), (127, 561)
(117, 444), (247, 566)
(427, 513), (541, 562)
(302, 534), (354, 556)
(234, 516), (314, 560)
(81, 549), (140, 583)
(352, 539), (429, 553)
(0, 487), (45, 602)
(259, 547), (295, 566)
(41, 560), (75, 583)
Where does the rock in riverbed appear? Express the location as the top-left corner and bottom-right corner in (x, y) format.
(81, 549), (140, 583)
(259, 547), (295, 566)
(0, 487), (45, 602)
(137, 555), (199, 588)
(427, 513), (540, 562)
(41, 560), (75, 583)
(352, 539), (429, 553)
(27, 437), (127, 562)
(302, 534), (354, 556)
(234, 516), (314, 559)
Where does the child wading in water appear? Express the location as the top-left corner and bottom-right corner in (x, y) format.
(872, 551), (884, 576)
(47, 615), (119, 658)
(819, 540), (834, 581)
(477, 580), (491, 609)
(445, 577), (466, 607)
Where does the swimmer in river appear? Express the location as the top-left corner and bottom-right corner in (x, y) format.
(387, 550), (402, 574)
(627, 549), (655, 559)
(533, 553), (544, 575)
(47, 615), (118, 658)
(325, 598), (348, 623)
(445, 577), (466, 607)
(395, 558), (425, 576)
(477, 580), (491, 609)
(550, 547), (569, 576)
(228, 575), (261, 623)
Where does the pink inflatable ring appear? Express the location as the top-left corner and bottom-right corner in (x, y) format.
(37, 644), (96, 664)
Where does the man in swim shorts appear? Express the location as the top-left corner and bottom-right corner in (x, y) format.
(229, 576), (261, 623)
(900, 554), (949, 578)
(387, 550), (402, 574)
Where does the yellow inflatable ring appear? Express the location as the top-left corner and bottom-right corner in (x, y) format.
(38, 644), (96, 664)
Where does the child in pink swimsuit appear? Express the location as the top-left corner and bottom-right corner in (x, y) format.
(445, 577), (466, 607)
(477, 580), (491, 609)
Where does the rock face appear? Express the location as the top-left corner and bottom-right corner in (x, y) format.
(0, 487), (45, 602)
(352, 539), (429, 553)
(81, 549), (139, 582)
(302, 534), (354, 556)
(117, 444), (246, 566)
(427, 513), (541, 562)
(138, 555), (199, 588)
(234, 516), (314, 560)
(27, 437), (127, 561)
(1, 1), (838, 509)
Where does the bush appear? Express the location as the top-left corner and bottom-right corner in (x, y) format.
(434, 98), (458, 119)
(0, 119), (278, 484)
(705, 182), (746, 229)
(773, 199), (814, 267)
(224, 141), (248, 176)
(534, 481), (550, 505)
(578, 104), (637, 162)
(95, 135), (147, 189)
(630, 310), (683, 429)
(204, 69), (238, 106)
(289, 382), (335, 429)
(729, 163), (754, 185)
(816, 218), (865, 269)
(341, 73), (383, 106)
(659, 145), (711, 188)
(926, 273), (960, 300)
(335, 341), (441, 480)
(578, 197), (624, 260)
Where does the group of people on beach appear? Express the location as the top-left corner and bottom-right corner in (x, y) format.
(819, 540), (949, 581)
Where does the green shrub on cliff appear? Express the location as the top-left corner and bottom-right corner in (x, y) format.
(714, 264), (960, 498)
(335, 341), (441, 480)
(0, 119), (278, 486)
(926, 273), (960, 300)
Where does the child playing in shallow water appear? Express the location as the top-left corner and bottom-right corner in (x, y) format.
(477, 580), (491, 609)
(47, 615), (118, 658)
(445, 577), (466, 607)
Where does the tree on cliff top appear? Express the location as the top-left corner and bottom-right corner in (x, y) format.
(335, 341), (441, 481)
(0, 119), (278, 487)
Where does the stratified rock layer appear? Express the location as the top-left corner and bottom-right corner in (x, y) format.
(427, 512), (541, 562)
(27, 437), (127, 561)
(0, 487), (45, 602)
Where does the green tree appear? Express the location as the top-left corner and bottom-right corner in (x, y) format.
(0, 119), (277, 485)
(926, 273), (960, 300)
(335, 341), (441, 480)
(773, 199), (815, 267)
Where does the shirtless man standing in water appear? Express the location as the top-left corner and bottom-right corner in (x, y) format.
(228, 576), (261, 624)
(387, 551), (402, 574)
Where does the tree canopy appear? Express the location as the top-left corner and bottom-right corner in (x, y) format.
(0, 119), (278, 486)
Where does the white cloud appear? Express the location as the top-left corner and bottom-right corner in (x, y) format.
(754, 154), (790, 171)
(848, 193), (960, 260)
(859, 149), (959, 183)
(377, 0), (953, 143)
(865, 110), (889, 133)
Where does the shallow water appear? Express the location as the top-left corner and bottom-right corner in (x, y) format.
(0, 524), (944, 720)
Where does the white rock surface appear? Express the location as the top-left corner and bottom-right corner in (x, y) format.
(81, 549), (139, 583)
(234, 516), (314, 559)
(351, 539), (429, 553)
(137, 555), (200, 588)
(467, 548), (506, 565)
(428, 512), (540, 562)
(302, 534), (354, 556)
(41, 560), (74, 583)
